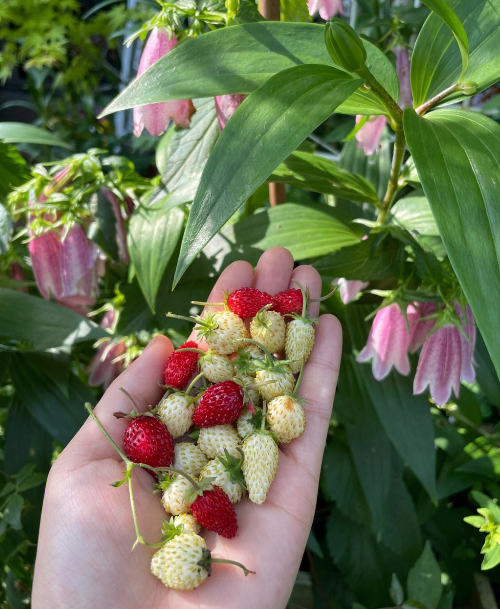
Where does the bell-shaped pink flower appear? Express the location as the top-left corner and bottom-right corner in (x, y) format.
(456, 303), (476, 383)
(355, 115), (387, 156)
(394, 46), (412, 109)
(214, 95), (247, 130)
(308, 0), (343, 20)
(357, 303), (418, 380)
(133, 29), (194, 137)
(337, 278), (368, 304)
(87, 311), (126, 389)
(100, 188), (129, 264)
(413, 325), (462, 405)
(408, 302), (436, 353)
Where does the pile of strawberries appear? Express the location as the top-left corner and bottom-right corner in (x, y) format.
(92, 285), (317, 590)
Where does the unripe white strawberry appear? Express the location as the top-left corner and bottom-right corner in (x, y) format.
(199, 350), (234, 383)
(174, 442), (207, 477)
(242, 431), (279, 504)
(238, 342), (264, 360)
(250, 308), (285, 353)
(237, 406), (263, 439)
(256, 366), (295, 401)
(239, 373), (261, 408)
(160, 474), (195, 515)
(197, 425), (240, 459)
(156, 393), (195, 438)
(171, 513), (201, 535)
(285, 319), (315, 374)
(267, 395), (306, 443)
(151, 533), (209, 590)
(199, 450), (245, 504)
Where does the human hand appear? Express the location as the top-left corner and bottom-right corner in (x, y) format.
(32, 248), (342, 609)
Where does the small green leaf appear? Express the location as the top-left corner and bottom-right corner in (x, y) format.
(3, 494), (24, 530)
(390, 573), (405, 606)
(482, 545), (500, 570)
(407, 541), (442, 609)
(0, 122), (72, 149)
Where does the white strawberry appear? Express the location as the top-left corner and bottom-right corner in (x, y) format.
(250, 308), (285, 353)
(199, 350), (235, 383)
(284, 283), (316, 373)
(256, 366), (295, 402)
(236, 406), (264, 439)
(151, 533), (209, 590)
(197, 425), (240, 459)
(199, 449), (245, 504)
(173, 442), (207, 477)
(159, 474), (195, 515)
(241, 430), (279, 505)
(267, 395), (306, 443)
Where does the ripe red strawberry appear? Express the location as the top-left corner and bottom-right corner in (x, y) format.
(192, 380), (244, 427)
(163, 341), (200, 390)
(227, 287), (273, 318)
(190, 485), (238, 538)
(123, 415), (174, 470)
(273, 288), (303, 316)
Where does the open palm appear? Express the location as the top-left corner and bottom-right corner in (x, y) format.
(32, 248), (342, 609)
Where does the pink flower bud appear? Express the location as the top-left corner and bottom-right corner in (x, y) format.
(336, 278), (368, 304)
(29, 230), (65, 302)
(100, 188), (129, 264)
(394, 46), (412, 110)
(357, 303), (417, 381)
(413, 325), (462, 405)
(214, 95), (247, 130)
(133, 29), (194, 137)
(87, 340), (126, 389)
(355, 115), (387, 156)
(307, 0), (344, 20)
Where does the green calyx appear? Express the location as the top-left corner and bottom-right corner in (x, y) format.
(183, 476), (215, 504)
(244, 427), (279, 445)
(166, 310), (220, 342)
(288, 280), (317, 325)
(324, 18), (367, 74)
(161, 517), (186, 543)
(238, 338), (293, 374)
(197, 548), (255, 577)
(217, 448), (246, 491)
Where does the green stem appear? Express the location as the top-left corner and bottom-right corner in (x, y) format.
(84, 403), (129, 463)
(415, 83), (460, 116)
(207, 558), (256, 576)
(237, 338), (274, 363)
(293, 360), (306, 397)
(185, 372), (205, 396)
(166, 312), (199, 325)
(378, 128), (406, 224)
(360, 67), (403, 129)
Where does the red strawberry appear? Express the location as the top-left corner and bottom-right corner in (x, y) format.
(163, 340), (200, 390)
(273, 288), (303, 316)
(190, 485), (238, 538)
(227, 287), (273, 319)
(192, 380), (244, 427)
(123, 415), (174, 470)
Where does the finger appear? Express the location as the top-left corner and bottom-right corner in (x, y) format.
(252, 247), (294, 295)
(68, 335), (174, 464)
(281, 314), (342, 476)
(289, 265), (322, 317)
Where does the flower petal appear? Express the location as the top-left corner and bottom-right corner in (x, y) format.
(215, 95), (247, 130)
(355, 115), (387, 156)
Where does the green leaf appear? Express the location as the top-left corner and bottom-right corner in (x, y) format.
(174, 66), (362, 285)
(411, 0), (500, 107)
(482, 545), (500, 570)
(100, 23), (398, 118)
(475, 332), (500, 408)
(0, 203), (13, 255)
(0, 122), (72, 149)
(269, 150), (380, 204)
(0, 288), (106, 351)
(407, 541), (442, 609)
(128, 204), (185, 312)
(418, 0), (469, 82)
(390, 192), (440, 236)
(390, 573), (405, 606)
(471, 491), (500, 522)
(0, 143), (29, 198)
(91, 190), (120, 261)
(3, 494), (24, 530)
(404, 108), (500, 379)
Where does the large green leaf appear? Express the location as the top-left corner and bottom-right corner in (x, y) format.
(0, 143), (29, 198)
(100, 22), (398, 119)
(390, 191), (440, 236)
(128, 204), (185, 312)
(174, 66), (362, 285)
(407, 542), (442, 609)
(0, 288), (106, 351)
(269, 150), (379, 204)
(404, 108), (500, 379)
(0, 122), (72, 149)
(411, 0), (500, 107)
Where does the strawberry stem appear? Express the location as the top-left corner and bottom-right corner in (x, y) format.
(118, 387), (140, 413)
(185, 372), (204, 396)
(237, 338), (273, 364)
(191, 300), (223, 307)
(310, 285), (337, 303)
(261, 401), (267, 430)
(84, 402), (129, 464)
(176, 347), (205, 355)
(207, 557), (256, 576)
(166, 311), (208, 327)
(293, 359), (306, 397)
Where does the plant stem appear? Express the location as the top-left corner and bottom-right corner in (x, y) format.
(208, 558), (256, 576)
(378, 128), (406, 223)
(84, 403), (129, 463)
(415, 83), (460, 116)
(361, 68), (403, 129)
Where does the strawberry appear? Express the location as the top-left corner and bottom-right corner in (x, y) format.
(267, 395), (306, 443)
(122, 415), (174, 470)
(156, 373), (202, 438)
(199, 449), (246, 504)
(256, 366), (295, 401)
(192, 380), (244, 427)
(199, 350), (235, 383)
(272, 288), (303, 316)
(190, 485), (238, 538)
(163, 341), (200, 390)
(237, 406), (263, 439)
(242, 430), (279, 504)
(227, 287), (273, 318)
(168, 513), (201, 536)
(250, 308), (286, 353)
(173, 442), (208, 477)
(197, 425), (240, 459)
(284, 283), (316, 373)
(159, 473), (195, 515)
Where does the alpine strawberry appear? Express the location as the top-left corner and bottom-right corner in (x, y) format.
(159, 474), (195, 515)
(236, 406), (264, 439)
(163, 340), (200, 390)
(122, 415), (174, 470)
(250, 308), (285, 353)
(156, 373), (202, 438)
(173, 442), (208, 477)
(267, 395), (306, 444)
(242, 430), (279, 505)
(192, 380), (244, 427)
(197, 425), (240, 459)
(190, 485), (238, 538)
(227, 287), (273, 318)
(151, 533), (209, 590)
(272, 288), (303, 316)
(255, 366), (295, 402)
(284, 283), (316, 373)
(199, 449), (246, 504)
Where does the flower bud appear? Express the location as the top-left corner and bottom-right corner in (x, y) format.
(460, 82), (478, 96)
(324, 18), (367, 73)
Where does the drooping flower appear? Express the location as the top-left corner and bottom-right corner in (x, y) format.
(214, 95), (247, 130)
(133, 28), (194, 137)
(87, 311), (126, 389)
(393, 46), (412, 109)
(337, 278), (368, 304)
(413, 325), (462, 405)
(355, 115), (387, 156)
(29, 224), (100, 315)
(100, 188), (130, 264)
(357, 303), (418, 380)
(408, 301), (436, 353)
(307, 0), (343, 20)
(456, 303), (477, 383)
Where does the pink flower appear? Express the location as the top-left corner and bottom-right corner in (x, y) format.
(29, 224), (100, 315)
(355, 115), (387, 156)
(394, 46), (412, 109)
(413, 325), (462, 405)
(87, 310), (126, 389)
(357, 303), (418, 380)
(133, 29), (194, 137)
(408, 302), (436, 353)
(307, 0), (343, 20)
(337, 278), (368, 304)
(100, 188), (129, 264)
(456, 303), (476, 383)
(9, 263), (28, 293)
(214, 95), (247, 130)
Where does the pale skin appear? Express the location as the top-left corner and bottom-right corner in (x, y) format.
(32, 247), (342, 609)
